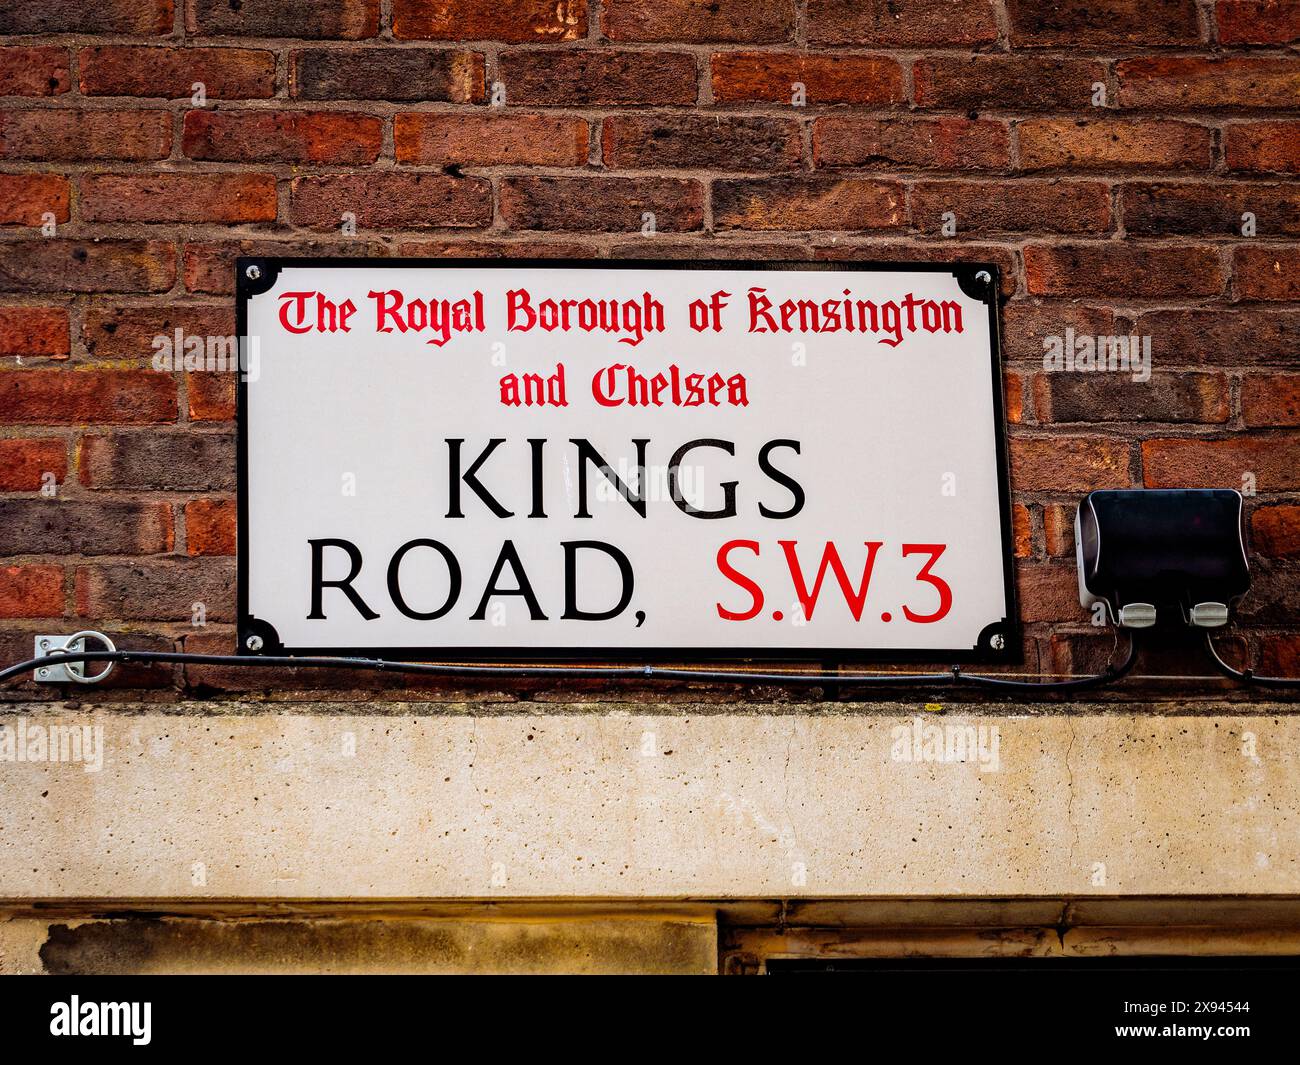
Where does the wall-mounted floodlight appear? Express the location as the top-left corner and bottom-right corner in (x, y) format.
(1076, 489), (1249, 629)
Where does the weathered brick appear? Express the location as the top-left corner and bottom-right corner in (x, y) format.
(711, 52), (904, 106)
(0, 565), (63, 618)
(1242, 373), (1300, 427)
(188, 0), (378, 38)
(395, 238), (601, 258)
(75, 559), (234, 621)
(497, 50), (697, 107)
(79, 431), (234, 490)
(182, 239), (384, 294)
(1143, 434), (1300, 489)
(393, 0), (584, 40)
(1261, 633), (1300, 675)
(606, 0), (793, 43)
(0, 47), (69, 96)
(1123, 182), (1300, 237)
(1000, 301), (1116, 363)
(1007, 0), (1199, 46)
(1009, 434), (1133, 491)
(0, 307), (69, 358)
(1018, 119), (1211, 172)
(602, 114), (799, 171)
(0, 174), (69, 226)
(184, 497), (236, 555)
(808, 0), (998, 46)
(183, 110), (382, 164)
(813, 241), (1018, 295)
(1043, 504), (1074, 556)
(0, 437), (66, 490)
(1252, 504), (1300, 558)
(1012, 502), (1032, 558)
(0, 109), (171, 161)
(914, 56), (1106, 112)
(501, 176), (704, 231)
(910, 180), (1111, 235)
(83, 305), (235, 361)
(814, 117), (1010, 170)
(1226, 122), (1300, 175)
(1234, 245), (1300, 301)
(1033, 371), (1230, 423)
(1016, 561), (1086, 622)
(186, 370), (236, 421)
(1217, 0), (1300, 44)
(0, 499), (173, 555)
(0, 369), (177, 424)
(1117, 56), (1300, 110)
(611, 238), (807, 260)
(291, 173), (492, 229)
(80, 173), (277, 224)
(0, 241), (176, 294)
(714, 177), (904, 231)
(1004, 370), (1024, 423)
(0, 0), (172, 34)
(396, 113), (589, 167)
(1131, 308), (1300, 365)
(80, 46), (276, 99)
(1024, 243), (1225, 298)
(293, 48), (482, 102)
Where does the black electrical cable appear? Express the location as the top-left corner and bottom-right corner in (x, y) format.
(1204, 632), (1300, 689)
(0, 635), (1140, 693)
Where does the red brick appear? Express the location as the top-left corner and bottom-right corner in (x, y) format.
(396, 113), (589, 167)
(910, 180), (1111, 235)
(80, 46), (276, 99)
(814, 116), (1009, 170)
(0, 500), (174, 555)
(1226, 122), (1300, 175)
(607, 0), (793, 43)
(183, 110), (382, 165)
(1024, 243), (1225, 298)
(184, 498), (236, 556)
(1010, 435), (1133, 491)
(393, 0), (583, 40)
(1033, 372), (1230, 423)
(1018, 119), (1211, 172)
(497, 50), (697, 107)
(1260, 634), (1300, 675)
(83, 306), (235, 361)
(0, 241), (176, 294)
(714, 177), (903, 231)
(1000, 301), (1116, 363)
(914, 56), (1106, 112)
(75, 559), (234, 622)
(291, 173), (492, 229)
(1044, 504), (1074, 556)
(1252, 504), (1300, 558)
(602, 114), (799, 170)
(0, 174), (69, 226)
(0, 438), (66, 491)
(1124, 182), (1300, 237)
(501, 176), (704, 231)
(808, 0), (998, 45)
(1008, 0), (1199, 45)
(1142, 434), (1300, 489)
(1017, 561), (1086, 622)
(1117, 56), (1300, 110)
(395, 238), (602, 258)
(293, 48), (482, 102)
(0, 308), (69, 359)
(0, 109), (171, 161)
(187, 370), (236, 421)
(188, 0), (378, 38)
(1234, 245), (1300, 301)
(1131, 308), (1300, 366)
(80, 173), (278, 224)
(0, 47), (70, 96)
(812, 241), (1018, 295)
(1004, 371), (1024, 423)
(611, 238), (807, 260)
(1, 0), (173, 34)
(1217, 0), (1300, 43)
(1242, 373), (1300, 427)
(79, 431), (234, 490)
(711, 52), (904, 106)
(0, 369), (177, 425)
(181, 240), (385, 295)
(1012, 502), (1032, 558)
(0, 565), (63, 619)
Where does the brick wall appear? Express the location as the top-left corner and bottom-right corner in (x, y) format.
(0, 0), (1297, 700)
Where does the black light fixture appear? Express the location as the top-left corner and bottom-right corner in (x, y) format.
(1075, 489), (1250, 629)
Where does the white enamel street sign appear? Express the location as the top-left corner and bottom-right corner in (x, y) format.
(237, 260), (1018, 661)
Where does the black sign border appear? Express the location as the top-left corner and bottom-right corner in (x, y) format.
(236, 257), (1020, 664)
